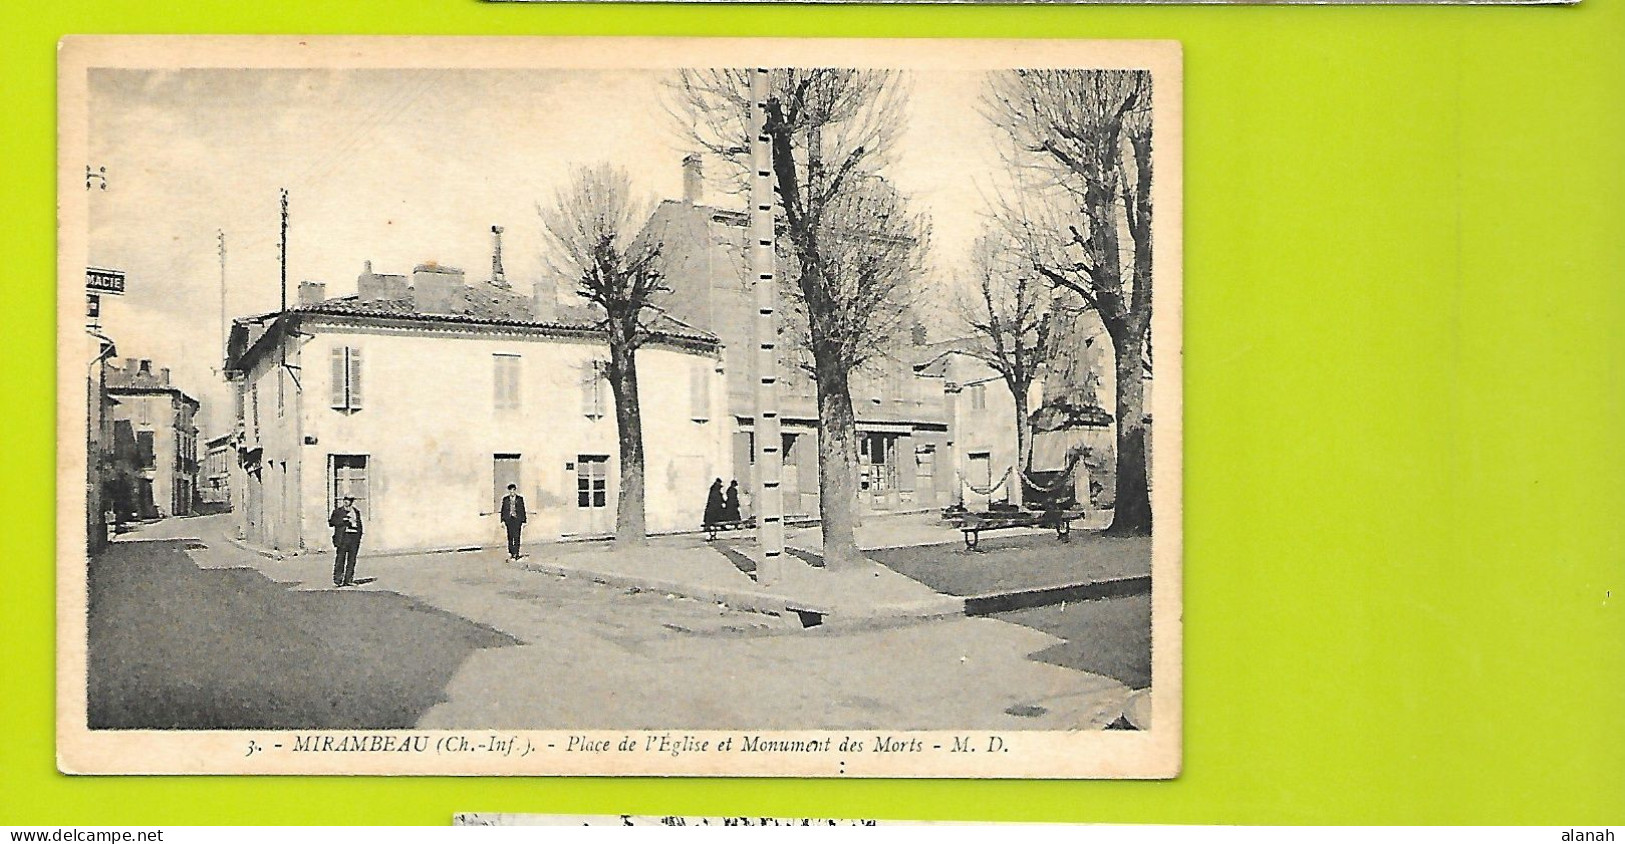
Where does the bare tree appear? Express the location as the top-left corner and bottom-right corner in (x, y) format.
(955, 229), (1051, 507)
(538, 163), (669, 544)
(670, 69), (927, 569)
(986, 68), (1154, 536)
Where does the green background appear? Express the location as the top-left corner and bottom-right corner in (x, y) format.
(3, 0), (1622, 826)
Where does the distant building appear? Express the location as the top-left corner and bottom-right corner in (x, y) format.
(639, 156), (952, 517)
(224, 258), (727, 555)
(105, 358), (201, 519)
(200, 433), (235, 509)
(915, 333), (1115, 511)
(86, 332), (117, 552)
(914, 346), (1036, 511)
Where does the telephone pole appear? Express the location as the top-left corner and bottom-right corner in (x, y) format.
(278, 189), (289, 316)
(217, 229), (227, 371)
(278, 189), (289, 371)
(750, 68), (785, 585)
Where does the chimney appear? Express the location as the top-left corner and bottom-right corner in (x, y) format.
(122, 357), (137, 374)
(357, 262), (408, 301)
(138, 359), (152, 376)
(159, 368), (170, 386)
(682, 154), (704, 205)
(297, 280), (327, 306)
(490, 225), (509, 289)
(532, 279), (557, 323)
(411, 263), (466, 314)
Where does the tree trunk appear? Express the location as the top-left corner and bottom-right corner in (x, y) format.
(812, 346), (863, 570)
(606, 330), (647, 545)
(1011, 382), (1032, 508)
(1106, 322), (1152, 536)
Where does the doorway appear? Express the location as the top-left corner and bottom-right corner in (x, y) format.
(329, 454), (370, 531)
(575, 454), (611, 535)
(493, 453), (522, 542)
(966, 451), (992, 511)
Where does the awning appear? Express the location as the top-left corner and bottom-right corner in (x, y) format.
(1031, 400), (1114, 433)
(855, 421), (915, 435)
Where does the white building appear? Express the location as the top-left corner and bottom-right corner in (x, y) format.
(201, 432), (234, 509)
(225, 261), (728, 555)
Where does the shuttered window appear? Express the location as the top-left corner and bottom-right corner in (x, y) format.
(494, 354), (521, 412)
(330, 346), (363, 412)
(581, 360), (606, 419)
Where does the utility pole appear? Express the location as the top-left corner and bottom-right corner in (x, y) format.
(278, 189), (289, 316)
(750, 68), (786, 585)
(278, 189), (289, 372)
(218, 229), (227, 371)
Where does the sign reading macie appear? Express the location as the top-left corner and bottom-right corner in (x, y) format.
(85, 267), (126, 296)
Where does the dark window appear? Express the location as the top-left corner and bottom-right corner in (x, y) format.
(136, 431), (156, 470)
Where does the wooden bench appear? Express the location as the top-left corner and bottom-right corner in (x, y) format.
(958, 509), (1082, 551)
(702, 518), (755, 542)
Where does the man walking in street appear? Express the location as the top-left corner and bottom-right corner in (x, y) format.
(328, 495), (364, 587)
(501, 483), (527, 561)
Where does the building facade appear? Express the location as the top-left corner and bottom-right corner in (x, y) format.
(200, 433), (235, 510)
(86, 333), (117, 551)
(640, 158), (952, 518)
(225, 261), (728, 555)
(105, 358), (201, 520)
(916, 347), (1115, 511)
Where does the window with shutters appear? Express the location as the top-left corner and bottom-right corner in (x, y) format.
(493, 354), (521, 412)
(969, 382), (988, 411)
(277, 368), (285, 417)
(250, 385), (259, 433)
(581, 359), (606, 419)
(689, 360), (710, 422)
(330, 346), (363, 413)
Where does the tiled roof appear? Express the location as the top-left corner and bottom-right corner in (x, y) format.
(292, 292), (718, 345)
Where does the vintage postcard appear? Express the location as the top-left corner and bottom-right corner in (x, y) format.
(57, 35), (1182, 778)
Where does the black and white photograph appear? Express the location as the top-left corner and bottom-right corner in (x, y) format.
(57, 36), (1181, 778)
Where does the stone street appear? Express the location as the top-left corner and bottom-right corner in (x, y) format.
(87, 514), (1146, 732)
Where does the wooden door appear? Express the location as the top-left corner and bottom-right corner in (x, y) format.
(575, 454), (611, 535)
(493, 453), (522, 540)
(492, 454), (522, 512)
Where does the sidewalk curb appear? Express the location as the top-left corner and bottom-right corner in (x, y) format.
(221, 533), (284, 560)
(963, 575), (1152, 616)
(517, 558), (966, 629)
(519, 557), (1147, 628)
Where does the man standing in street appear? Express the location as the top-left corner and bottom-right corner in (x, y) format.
(500, 483), (527, 561)
(328, 495), (364, 587)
